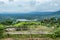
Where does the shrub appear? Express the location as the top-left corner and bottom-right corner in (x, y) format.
(0, 24), (5, 38)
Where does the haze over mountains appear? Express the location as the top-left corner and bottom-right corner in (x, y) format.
(0, 11), (60, 22)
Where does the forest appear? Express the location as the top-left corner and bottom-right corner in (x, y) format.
(0, 17), (60, 40)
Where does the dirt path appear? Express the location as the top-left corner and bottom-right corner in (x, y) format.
(4, 38), (14, 40)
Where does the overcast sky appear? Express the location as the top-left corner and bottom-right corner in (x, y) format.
(0, 0), (60, 13)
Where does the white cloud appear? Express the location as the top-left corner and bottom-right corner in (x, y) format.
(0, 0), (60, 13)
(36, 0), (52, 3)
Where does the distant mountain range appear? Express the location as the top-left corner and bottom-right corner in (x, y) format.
(0, 11), (60, 22)
(52, 11), (60, 15)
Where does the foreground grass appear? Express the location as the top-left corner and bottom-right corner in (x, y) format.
(0, 34), (59, 38)
(1, 38), (60, 40)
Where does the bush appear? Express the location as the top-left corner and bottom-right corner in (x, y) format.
(0, 24), (5, 38)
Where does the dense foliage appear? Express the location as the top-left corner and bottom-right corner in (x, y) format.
(0, 24), (5, 38)
(0, 17), (60, 38)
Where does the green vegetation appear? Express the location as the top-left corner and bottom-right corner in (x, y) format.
(0, 24), (5, 38)
(0, 17), (60, 39)
(1, 20), (13, 25)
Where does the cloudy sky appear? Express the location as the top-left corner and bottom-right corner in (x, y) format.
(0, 0), (60, 13)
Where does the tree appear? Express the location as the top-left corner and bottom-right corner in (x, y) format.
(0, 24), (5, 38)
(54, 27), (60, 37)
(1, 20), (13, 25)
